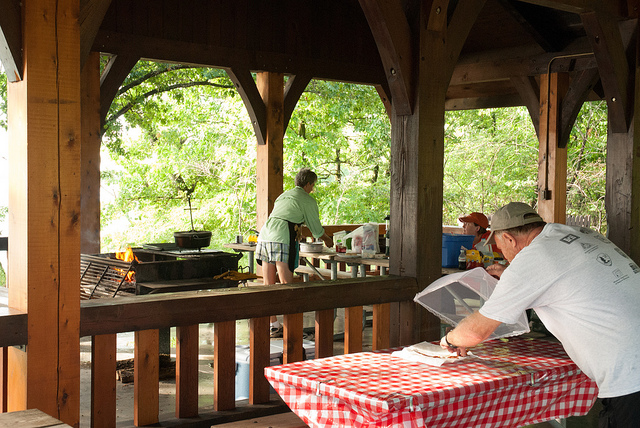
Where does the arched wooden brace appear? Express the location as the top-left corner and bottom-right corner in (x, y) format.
(0, 0), (22, 82)
(283, 74), (312, 132)
(511, 67), (600, 148)
(99, 54), (139, 130)
(228, 68), (314, 145)
(79, 0), (113, 69)
(581, 10), (632, 133)
(358, 0), (414, 115)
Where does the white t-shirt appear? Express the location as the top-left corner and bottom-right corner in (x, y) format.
(480, 223), (640, 398)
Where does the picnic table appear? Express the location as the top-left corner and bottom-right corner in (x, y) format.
(264, 337), (598, 428)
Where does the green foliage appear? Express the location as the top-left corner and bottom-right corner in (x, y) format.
(443, 102), (608, 233)
(0, 67), (6, 130)
(101, 63), (392, 251)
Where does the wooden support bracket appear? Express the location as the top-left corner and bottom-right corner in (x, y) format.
(100, 54), (139, 129)
(358, 0), (414, 115)
(227, 68), (267, 145)
(581, 10), (630, 133)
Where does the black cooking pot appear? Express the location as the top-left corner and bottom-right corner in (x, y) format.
(173, 230), (212, 249)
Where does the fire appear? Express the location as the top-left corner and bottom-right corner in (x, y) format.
(115, 246), (139, 281)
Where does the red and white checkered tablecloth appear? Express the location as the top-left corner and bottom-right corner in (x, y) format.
(264, 338), (598, 428)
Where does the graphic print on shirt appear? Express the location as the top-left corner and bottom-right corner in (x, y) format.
(630, 262), (640, 274)
(581, 242), (598, 254)
(560, 234), (579, 244)
(613, 268), (629, 284)
(596, 253), (612, 266)
(613, 247), (631, 260)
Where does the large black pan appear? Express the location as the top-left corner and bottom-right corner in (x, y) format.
(173, 230), (212, 249)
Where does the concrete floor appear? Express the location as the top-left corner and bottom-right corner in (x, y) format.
(78, 312), (600, 428)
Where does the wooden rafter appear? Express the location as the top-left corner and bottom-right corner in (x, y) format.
(498, 0), (566, 52)
(582, 10), (631, 133)
(227, 68), (267, 145)
(0, 0), (22, 82)
(358, 0), (414, 115)
(99, 54), (139, 129)
(80, 0), (113, 68)
(445, 0), (487, 82)
(516, 0), (597, 14)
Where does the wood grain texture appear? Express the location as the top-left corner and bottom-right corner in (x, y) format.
(214, 320), (236, 411)
(91, 334), (116, 428)
(134, 329), (159, 426)
(176, 324), (199, 418)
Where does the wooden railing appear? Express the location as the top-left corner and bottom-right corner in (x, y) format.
(77, 275), (418, 426)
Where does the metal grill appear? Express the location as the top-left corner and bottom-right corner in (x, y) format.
(80, 254), (136, 299)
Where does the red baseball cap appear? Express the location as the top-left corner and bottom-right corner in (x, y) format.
(458, 212), (489, 229)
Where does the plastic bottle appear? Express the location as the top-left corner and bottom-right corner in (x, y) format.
(458, 249), (466, 270)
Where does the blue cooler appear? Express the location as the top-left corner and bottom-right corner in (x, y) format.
(442, 234), (475, 268)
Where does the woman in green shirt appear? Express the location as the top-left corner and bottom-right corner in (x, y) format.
(256, 168), (333, 336)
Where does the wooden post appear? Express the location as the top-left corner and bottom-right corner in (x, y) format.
(606, 28), (640, 259)
(134, 329), (159, 426)
(538, 73), (569, 223)
(176, 324), (199, 418)
(255, 72), (285, 230)
(7, 0), (81, 424)
(81, 51), (102, 255)
(214, 320), (236, 411)
(91, 334), (116, 428)
(389, 2), (449, 346)
(249, 316), (270, 404)
(344, 307), (363, 354)
(315, 309), (335, 358)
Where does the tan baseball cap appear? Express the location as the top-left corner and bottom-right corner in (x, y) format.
(486, 202), (544, 244)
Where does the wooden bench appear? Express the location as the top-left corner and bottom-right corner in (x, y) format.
(0, 409), (72, 427)
(294, 265), (353, 281)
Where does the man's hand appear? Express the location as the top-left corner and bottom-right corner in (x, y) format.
(486, 262), (507, 278)
(440, 334), (468, 357)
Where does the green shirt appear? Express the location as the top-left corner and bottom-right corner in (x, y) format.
(258, 186), (325, 244)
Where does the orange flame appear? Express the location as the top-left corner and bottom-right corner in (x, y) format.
(115, 246), (138, 281)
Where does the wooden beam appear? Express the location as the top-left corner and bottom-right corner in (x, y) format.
(81, 51), (102, 254)
(80, 276), (419, 336)
(516, 0), (598, 14)
(79, 0), (112, 68)
(93, 29), (388, 88)
(538, 73), (569, 223)
(498, 0), (565, 52)
(99, 54), (139, 129)
(227, 68), (267, 146)
(358, 0), (414, 115)
(0, 0), (22, 81)
(582, 10), (631, 133)
(255, 72), (284, 229)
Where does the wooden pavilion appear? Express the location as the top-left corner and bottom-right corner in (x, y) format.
(0, 0), (639, 426)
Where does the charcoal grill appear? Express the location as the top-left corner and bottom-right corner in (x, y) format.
(80, 246), (242, 299)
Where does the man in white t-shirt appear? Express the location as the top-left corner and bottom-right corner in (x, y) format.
(440, 202), (640, 427)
